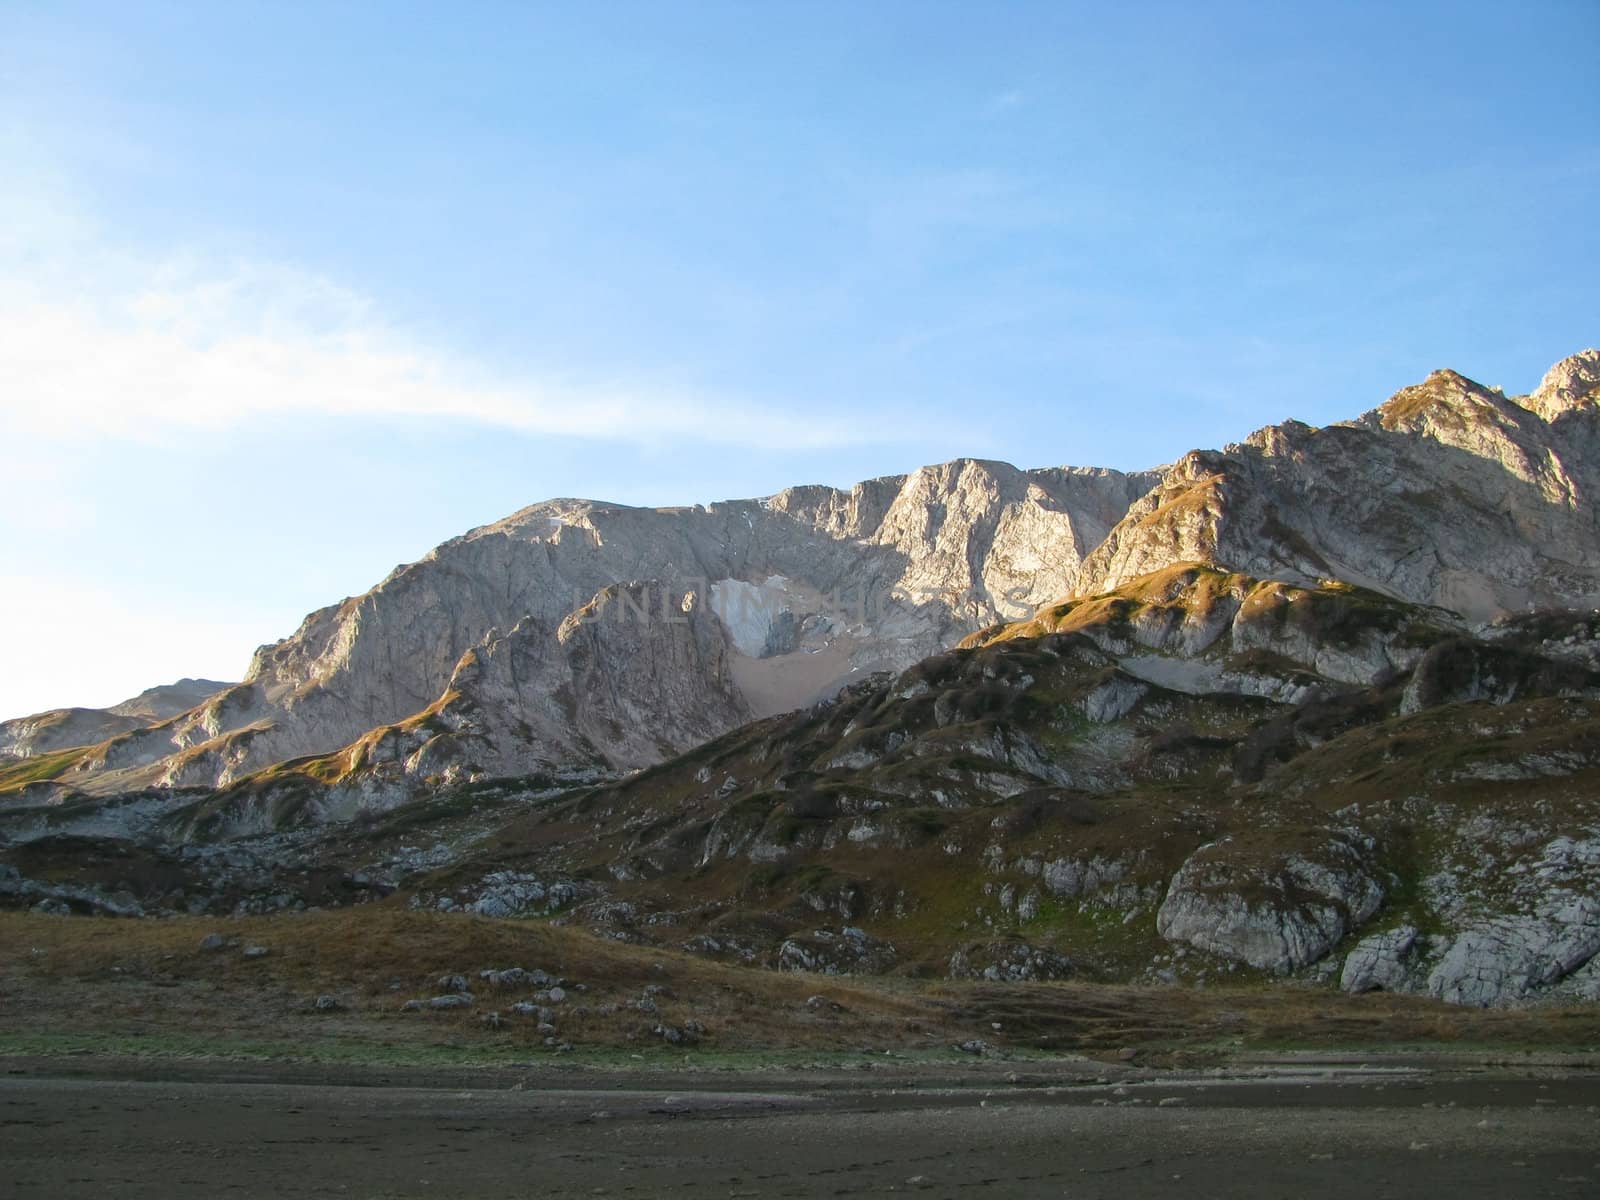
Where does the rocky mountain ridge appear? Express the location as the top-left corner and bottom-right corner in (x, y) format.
(1081, 357), (1600, 619)
(4, 350), (1600, 1012)
(6, 350), (1597, 809)
(15, 462), (1161, 796)
(0, 678), (233, 762)
(9, 563), (1597, 1009)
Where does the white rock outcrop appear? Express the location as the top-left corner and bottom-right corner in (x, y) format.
(1340, 925), (1423, 993)
(1156, 832), (1385, 973)
(1077, 353), (1600, 621)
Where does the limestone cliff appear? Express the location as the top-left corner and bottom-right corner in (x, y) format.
(1075, 351), (1600, 619)
(47, 462), (1156, 795)
(13, 350), (1600, 803)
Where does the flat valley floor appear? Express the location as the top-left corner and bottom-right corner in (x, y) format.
(4, 1057), (1598, 1198)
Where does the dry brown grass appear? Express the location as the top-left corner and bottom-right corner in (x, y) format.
(4, 907), (1596, 1066)
(0, 905), (945, 1058)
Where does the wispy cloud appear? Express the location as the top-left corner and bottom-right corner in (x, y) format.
(0, 248), (901, 451)
(0, 136), (943, 454)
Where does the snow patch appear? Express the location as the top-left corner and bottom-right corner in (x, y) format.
(709, 577), (794, 658)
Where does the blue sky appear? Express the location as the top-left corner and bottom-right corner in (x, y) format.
(1, 0), (1595, 716)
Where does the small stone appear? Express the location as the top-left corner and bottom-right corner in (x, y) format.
(242, 945), (269, 959)
(312, 995), (340, 1011)
(437, 974), (470, 993)
(198, 933), (227, 952)
(428, 993), (474, 1010)
(547, 986), (567, 1004)
(401, 1000), (424, 1012)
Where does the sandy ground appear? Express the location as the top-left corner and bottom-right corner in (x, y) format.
(4, 1058), (1599, 1198)
(728, 640), (861, 717)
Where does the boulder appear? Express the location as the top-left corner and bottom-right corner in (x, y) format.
(1340, 925), (1422, 993)
(776, 927), (897, 975)
(1426, 896), (1600, 1007)
(948, 941), (1073, 982)
(1157, 831), (1383, 973)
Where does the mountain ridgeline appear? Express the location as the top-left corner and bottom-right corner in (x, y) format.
(2, 349), (1599, 1009)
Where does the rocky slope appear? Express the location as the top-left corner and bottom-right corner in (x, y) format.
(10, 352), (1596, 807)
(8, 564), (1598, 1009)
(1077, 353), (1600, 620)
(4, 351), (1600, 1012)
(0, 679), (233, 761)
(17, 462), (1158, 798)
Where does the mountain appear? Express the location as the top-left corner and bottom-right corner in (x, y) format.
(22, 462), (1158, 797)
(18, 350), (1597, 805)
(0, 679), (234, 761)
(421, 564), (1593, 1008)
(1080, 356), (1600, 619)
(4, 350), (1600, 1009)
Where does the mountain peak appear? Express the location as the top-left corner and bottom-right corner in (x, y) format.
(1372, 367), (1512, 432)
(1520, 349), (1600, 422)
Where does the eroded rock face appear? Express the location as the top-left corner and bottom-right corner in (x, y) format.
(44, 462), (1156, 795)
(0, 679), (234, 761)
(1424, 837), (1600, 1007)
(1333, 838), (1600, 1008)
(1425, 905), (1600, 1008)
(991, 564), (1452, 701)
(1156, 832), (1384, 973)
(1399, 637), (1597, 714)
(1077, 356), (1600, 622)
(1520, 349), (1600, 423)
(1340, 925), (1423, 994)
(19, 352), (1600, 807)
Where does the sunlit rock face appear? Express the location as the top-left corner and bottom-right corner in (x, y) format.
(1077, 351), (1600, 621)
(0, 679), (234, 760)
(44, 460), (1157, 793)
(23, 351), (1600, 798)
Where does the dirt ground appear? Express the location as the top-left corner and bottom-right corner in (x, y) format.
(4, 1057), (1599, 1198)
(5, 909), (1600, 1196)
